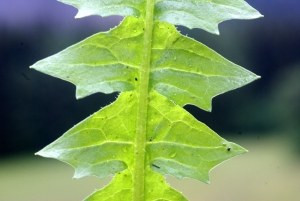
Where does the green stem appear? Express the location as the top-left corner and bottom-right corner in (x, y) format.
(133, 0), (155, 200)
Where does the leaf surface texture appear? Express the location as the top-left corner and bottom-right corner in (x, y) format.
(31, 0), (262, 200)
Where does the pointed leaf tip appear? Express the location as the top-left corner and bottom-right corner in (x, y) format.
(151, 21), (260, 111)
(146, 92), (248, 183)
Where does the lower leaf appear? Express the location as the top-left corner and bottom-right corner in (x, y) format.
(84, 168), (188, 201)
(36, 91), (246, 200)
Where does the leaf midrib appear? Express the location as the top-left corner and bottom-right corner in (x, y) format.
(133, 0), (155, 200)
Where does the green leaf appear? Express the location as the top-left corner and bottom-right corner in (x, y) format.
(154, 0), (263, 34)
(32, 0), (262, 200)
(37, 92), (137, 179)
(59, 0), (263, 34)
(36, 91), (246, 200)
(146, 91), (246, 183)
(31, 16), (259, 110)
(59, 0), (145, 18)
(30, 17), (143, 98)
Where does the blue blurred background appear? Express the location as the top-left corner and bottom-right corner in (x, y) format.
(0, 0), (299, 200)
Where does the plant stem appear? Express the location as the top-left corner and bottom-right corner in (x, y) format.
(133, 0), (155, 200)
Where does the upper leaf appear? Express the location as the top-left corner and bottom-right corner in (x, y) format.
(59, 0), (263, 34)
(59, 0), (145, 18)
(30, 18), (143, 98)
(150, 19), (260, 111)
(31, 17), (259, 111)
(154, 0), (263, 34)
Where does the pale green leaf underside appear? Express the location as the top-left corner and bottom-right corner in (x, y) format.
(59, 0), (262, 34)
(36, 91), (246, 200)
(155, 0), (263, 34)
(30, 16), (259, 111)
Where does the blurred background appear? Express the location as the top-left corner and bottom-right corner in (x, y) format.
(0, 0), (299, 200)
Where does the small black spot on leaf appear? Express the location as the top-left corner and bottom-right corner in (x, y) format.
(152, 164), (160, 169)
